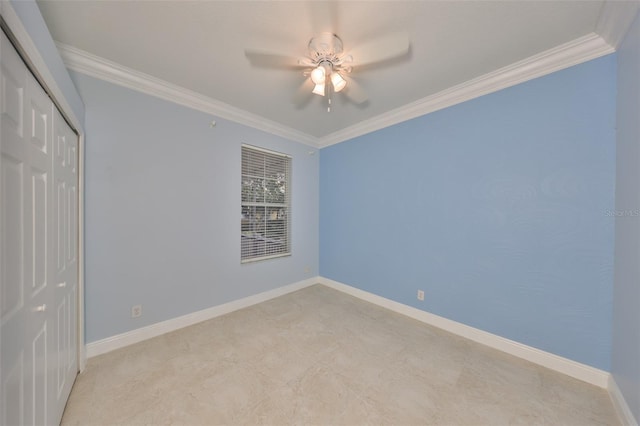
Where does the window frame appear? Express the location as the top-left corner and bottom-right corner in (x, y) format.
(240, 144), (292, 263)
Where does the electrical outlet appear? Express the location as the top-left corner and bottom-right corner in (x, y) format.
(417, 290), (425, 301)
(304, 266), (311, 273)
(131, 304), (142, 318)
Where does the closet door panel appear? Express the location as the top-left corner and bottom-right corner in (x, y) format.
(2, 30), (30, 426)
(52, 106), (78, 423)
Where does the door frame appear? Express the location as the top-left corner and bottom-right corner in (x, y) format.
(1, 1), (86, 371)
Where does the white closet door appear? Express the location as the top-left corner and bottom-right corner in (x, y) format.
(1, 27), (31, 426)
(51, 105), (78, 423)
(1, 30), (52, 426)
(1, 29), (78, 426)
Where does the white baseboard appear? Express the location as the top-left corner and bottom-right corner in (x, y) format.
(85, 275), (632, 420)
(609, 375), (639, 426)
(86, 277), (318, 358)
(87, 275), (611, 389)
(318, 277), (610, 388)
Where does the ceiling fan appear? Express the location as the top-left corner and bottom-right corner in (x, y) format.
(245, 31), (410, 111)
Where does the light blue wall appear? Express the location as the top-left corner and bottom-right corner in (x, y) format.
(71, 72), (319, 343)
(320, 55), (616, 370)
(8, 0), (84, 125)
(612, 10), (640, 422)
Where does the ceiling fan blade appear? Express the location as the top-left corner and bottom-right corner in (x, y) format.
(342, 76), (368, 104)
(292, 77), (315, 108)
(245, 49), (313, 69)
(347, 32), (410, 67)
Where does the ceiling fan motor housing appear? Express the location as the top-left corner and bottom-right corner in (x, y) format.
(308, 32), (353, 78)
(308, 33), (344, 64)
(308, 32), (344, 56)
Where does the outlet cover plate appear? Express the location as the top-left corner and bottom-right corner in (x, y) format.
(131, 305), (142, 318)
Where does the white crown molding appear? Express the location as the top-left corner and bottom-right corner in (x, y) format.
(609, 375), (639, 426)
(318, 33), (614, 148)
(58, 30), (615, 150)
(56, 42), (320, 148)
(596, 1), (640, 49)
(318, 277), (611, 388)
(86, 277), (318, 358)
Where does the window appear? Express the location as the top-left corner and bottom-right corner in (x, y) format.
(241, 145), (291, 262)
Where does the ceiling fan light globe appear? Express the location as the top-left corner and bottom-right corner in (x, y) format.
(331, 72), (347, 92)
(310, 66), (326, 85)
(312, 82), (326, 96)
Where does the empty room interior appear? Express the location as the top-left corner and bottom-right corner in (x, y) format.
(1, 0), (640, 424)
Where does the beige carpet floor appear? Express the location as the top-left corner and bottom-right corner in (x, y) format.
(62, 284), (619, 425)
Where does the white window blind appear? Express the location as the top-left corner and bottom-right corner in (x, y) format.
(241, 145), (291, 262)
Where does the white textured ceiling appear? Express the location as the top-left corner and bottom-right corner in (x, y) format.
(37, 1), (606, 140)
